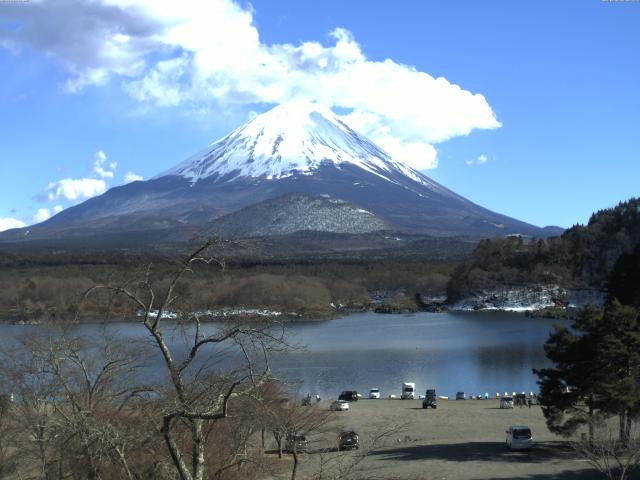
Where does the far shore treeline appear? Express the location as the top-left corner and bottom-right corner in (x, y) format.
(0, 197), (638, 324)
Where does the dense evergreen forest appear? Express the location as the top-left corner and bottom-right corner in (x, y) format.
(447, 198), (640, 303)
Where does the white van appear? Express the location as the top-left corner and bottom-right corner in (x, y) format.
(401, 382), (415, 399)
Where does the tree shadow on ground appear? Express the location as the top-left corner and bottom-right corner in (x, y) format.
(370, 441), (575, 464)
(477, 470), (603, 480)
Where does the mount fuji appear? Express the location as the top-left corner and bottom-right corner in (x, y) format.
(1, 101), (560, 249)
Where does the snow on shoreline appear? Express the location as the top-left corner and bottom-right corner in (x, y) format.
(449, 286), (604, 312)
(140, 307), (295, 319)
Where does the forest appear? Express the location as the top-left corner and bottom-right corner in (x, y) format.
(447, 198), (640, 304)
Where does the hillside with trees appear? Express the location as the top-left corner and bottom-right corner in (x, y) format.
(447, 198), (640, 305)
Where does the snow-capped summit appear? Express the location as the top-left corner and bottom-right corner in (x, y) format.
(160, 100), (434, 189)
(0, 100), (560, 248)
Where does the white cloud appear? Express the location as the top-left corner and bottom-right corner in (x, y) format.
(0, 217), (27, 232)
(93, 149), (116, 178)
(123, 171), (143, 183)
(32, 205), (64, 224)
(33, 208), (52, 223)
(0, 0), (501, 170)
(46, 178), (108, 201)
(466, 154), (489, 166)
(43, 150), (114, 204)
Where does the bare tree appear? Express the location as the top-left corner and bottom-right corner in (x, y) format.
(0, 394), (17, 478)
(313, 423), (408, 480)
(0, 329), (156, 480)
(262, 398), (331, 480)
(81, 239), (288, 480)
(573, 419), (640, 480)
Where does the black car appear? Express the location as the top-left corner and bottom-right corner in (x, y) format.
(338, 390), (358, 402)
(285, 432), (308, 453)
(422, 389), (437, 409)
(338, 430), (359, 451)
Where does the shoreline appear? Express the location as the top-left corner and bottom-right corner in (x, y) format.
(0, 304), (569, 326)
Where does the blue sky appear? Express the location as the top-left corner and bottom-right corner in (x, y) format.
(0, 0), (638, 231)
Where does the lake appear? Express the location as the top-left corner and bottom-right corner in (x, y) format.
(0, 311), (564, 400)
(270, 311), (564, 399)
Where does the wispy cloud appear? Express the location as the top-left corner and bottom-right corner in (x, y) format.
(123, 171), (143, 183)
(466, 154), (489, 166)
(93, 150), (117, 179)
(0, 0), (501, 170)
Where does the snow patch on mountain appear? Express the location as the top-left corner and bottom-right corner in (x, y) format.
(158, 100), (450, 195)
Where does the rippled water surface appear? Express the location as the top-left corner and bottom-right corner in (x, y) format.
(270, 311), (563, 398)
(0, 311), (563, 399)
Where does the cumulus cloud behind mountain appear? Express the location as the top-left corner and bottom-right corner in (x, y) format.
(0, 0), (501, 171)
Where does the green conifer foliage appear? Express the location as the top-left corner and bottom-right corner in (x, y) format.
(535, 302), (640, 443)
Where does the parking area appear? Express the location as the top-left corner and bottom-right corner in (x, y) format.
(293, 398), (600, 479)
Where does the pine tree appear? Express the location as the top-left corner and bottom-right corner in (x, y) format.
(597, 301), (640, 445)
(534, 305), (606, 440)
(535, 302), (640, 444)
(608, 244), (640, 309)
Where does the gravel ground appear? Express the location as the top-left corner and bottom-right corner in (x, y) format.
(287, 398), (603, 480)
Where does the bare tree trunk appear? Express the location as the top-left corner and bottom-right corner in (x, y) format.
(273, 432), (283, 458)
(83, 436), (100, 480)
(192, 419), (206, 480)
(114, 445), (135, 480)
(588, 401), (594, 442)
(291, 447), (299, 480)
(37, 425), (48, 480)
(162, 417), (192, 480)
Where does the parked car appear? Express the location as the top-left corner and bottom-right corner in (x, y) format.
(337, 430), (359, 451)
(285, 432), (308, 453)
(500, 396), (514, 409)
(339, 391), (358, 402)
(455, 391), (466, 400)
(401, 382), (415, 399)
(330, 400), (349, 411)
(506, 425), (533, 451)
(422, 389), (437, 409)
(369, 388), (380, 399)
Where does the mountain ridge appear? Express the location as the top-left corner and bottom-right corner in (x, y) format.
(0, 101), (561, 249)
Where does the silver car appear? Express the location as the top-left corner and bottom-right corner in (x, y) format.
(506, 425), (533, 451)
(330, 400), (349, 411)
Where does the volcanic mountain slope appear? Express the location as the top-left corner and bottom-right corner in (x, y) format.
(0, 101), (560, 247)
(209, 193), (392, 238)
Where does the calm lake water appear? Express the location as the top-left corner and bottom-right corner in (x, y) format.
(0, 311), (563, 399)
